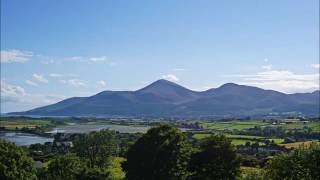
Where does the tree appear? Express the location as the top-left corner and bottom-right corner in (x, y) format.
(0, 140), (37, 180)
(76, 167), (108, 180)
(188, 135), (240, 180)
(105, 157), (126, 180)
(266, 150), (307, 180)
(304, 143), (320, 179)
(239, 167), (266, 180)
(265, 143), (320, 180)
(47, 154), (84, 179)
(73, 130), (117, 168)
(123, 124), (192, 180)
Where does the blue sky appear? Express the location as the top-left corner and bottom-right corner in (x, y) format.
(1, 0), (319, 112)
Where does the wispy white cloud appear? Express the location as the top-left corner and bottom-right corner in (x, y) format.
(225, 70), (319, 93)
(34, 53), (118, 67)
(1, 80), (65, 112)
(162, 74), (179, 82)
(90, 56), (107, 62)
(262, 64), (272, 70)
(1, 80), (26, 97)
(49, 73), (63, 77)
(70, 56), (82, 60)
(49, 73), (78, 78)
(97, 80), (107, 87)
(88, 56), (117, 66)
(311, 64), (320, 69)
(59, 79), (86, 87)
(41, 59), (61, 65)
(32, 74), (48, 83)
(264, 58), (269, 62)
(25, 80), (38, 87)
(172, 68), (188, 71)
(0, 49), (33, 63)
(24, 74), (48, 87)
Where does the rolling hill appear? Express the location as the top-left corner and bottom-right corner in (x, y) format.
(9, 79), (320, 117)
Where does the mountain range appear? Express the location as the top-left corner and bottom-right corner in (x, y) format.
(10, 79), (320, 117)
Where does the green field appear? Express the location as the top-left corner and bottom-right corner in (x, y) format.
(201, 121), (268, 130)
(200, 120), (320, 133)
(240, 166), (264, 179)
(0, 119), (53, 130)
(193, 133), (284, 145)
(279, 122), (320, 132)
(280, 141), (320, 149)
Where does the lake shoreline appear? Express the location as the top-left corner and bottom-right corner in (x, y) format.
(0, 131), (54, 146)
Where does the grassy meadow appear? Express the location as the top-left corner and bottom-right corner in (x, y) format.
(200, 120), (268, 130)
(193, 133), (284, 145)
(280, 141), (320, 149)
(0, 119), (53, 130)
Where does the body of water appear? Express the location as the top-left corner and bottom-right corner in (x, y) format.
(0, 131), (53, 146)
(47, 124), (149, 134)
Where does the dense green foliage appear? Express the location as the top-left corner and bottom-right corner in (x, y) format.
(1, 120), (319, 180)
(123, 124), (192, 180)
(188, 135), (240, 180)
(265, 143), (320, 180)
(73, 130), (117, 168)
(0, 140), (37, 180)
(75, 168), (109, 180)
(239, 167), (265, 180)
(105, 157), (126, 180)
(46, 154), (84, 179)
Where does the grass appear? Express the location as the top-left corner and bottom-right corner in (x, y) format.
(194, 133), (258, 145)
(201, 120), (320, 132)
(201, 120), (268, 131)
(0, 119), (53, 130)
(240, 166), (264, 179)
(192, 133), (284, 145)
(280, 141), (320, 149)
(231, 139), (261, 145)
(225, 134), (264, 139)
(269, 138), (284, 144)
(280, 122), (320, 132)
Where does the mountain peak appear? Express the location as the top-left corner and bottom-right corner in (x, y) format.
(219, 83), (240, 88)
(153, 79), (177, 85)
(10, 80), (319, 117)
(204, 83), (241, 94)
(135, 79), (198, 103)
(137, 79), (184, 93)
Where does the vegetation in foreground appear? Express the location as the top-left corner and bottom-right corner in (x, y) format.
(1, 124), (320, 179)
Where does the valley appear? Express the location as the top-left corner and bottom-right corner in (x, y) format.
(1, 116), (319, 147)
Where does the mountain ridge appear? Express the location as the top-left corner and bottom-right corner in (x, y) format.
(9, 79), (320, 117)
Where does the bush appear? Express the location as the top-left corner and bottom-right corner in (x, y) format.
(0, 140), (37, 180)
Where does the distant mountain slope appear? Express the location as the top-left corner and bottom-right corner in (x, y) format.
(10, 79), (320, 117)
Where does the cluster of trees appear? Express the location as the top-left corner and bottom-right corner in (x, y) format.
(241, 125), (320, 140)
(123, 125), (239, 179)
(240, 143), (320, 180)
(1, 124), (320, 179)
(0, 140), (37, 179)
(265, 144), (320, 179)
(39, 130), (125, 179)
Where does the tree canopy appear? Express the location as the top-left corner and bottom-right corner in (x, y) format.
(0, 140), (37, 180)
(266, 143), (320, 180)
(73, 130), (117, 168)
(188, 135), (240, 180)
(123, 124), (192, 180)
(47, 154), (84, 179)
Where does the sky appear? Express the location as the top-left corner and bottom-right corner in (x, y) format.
(1, 0), (319, 113)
